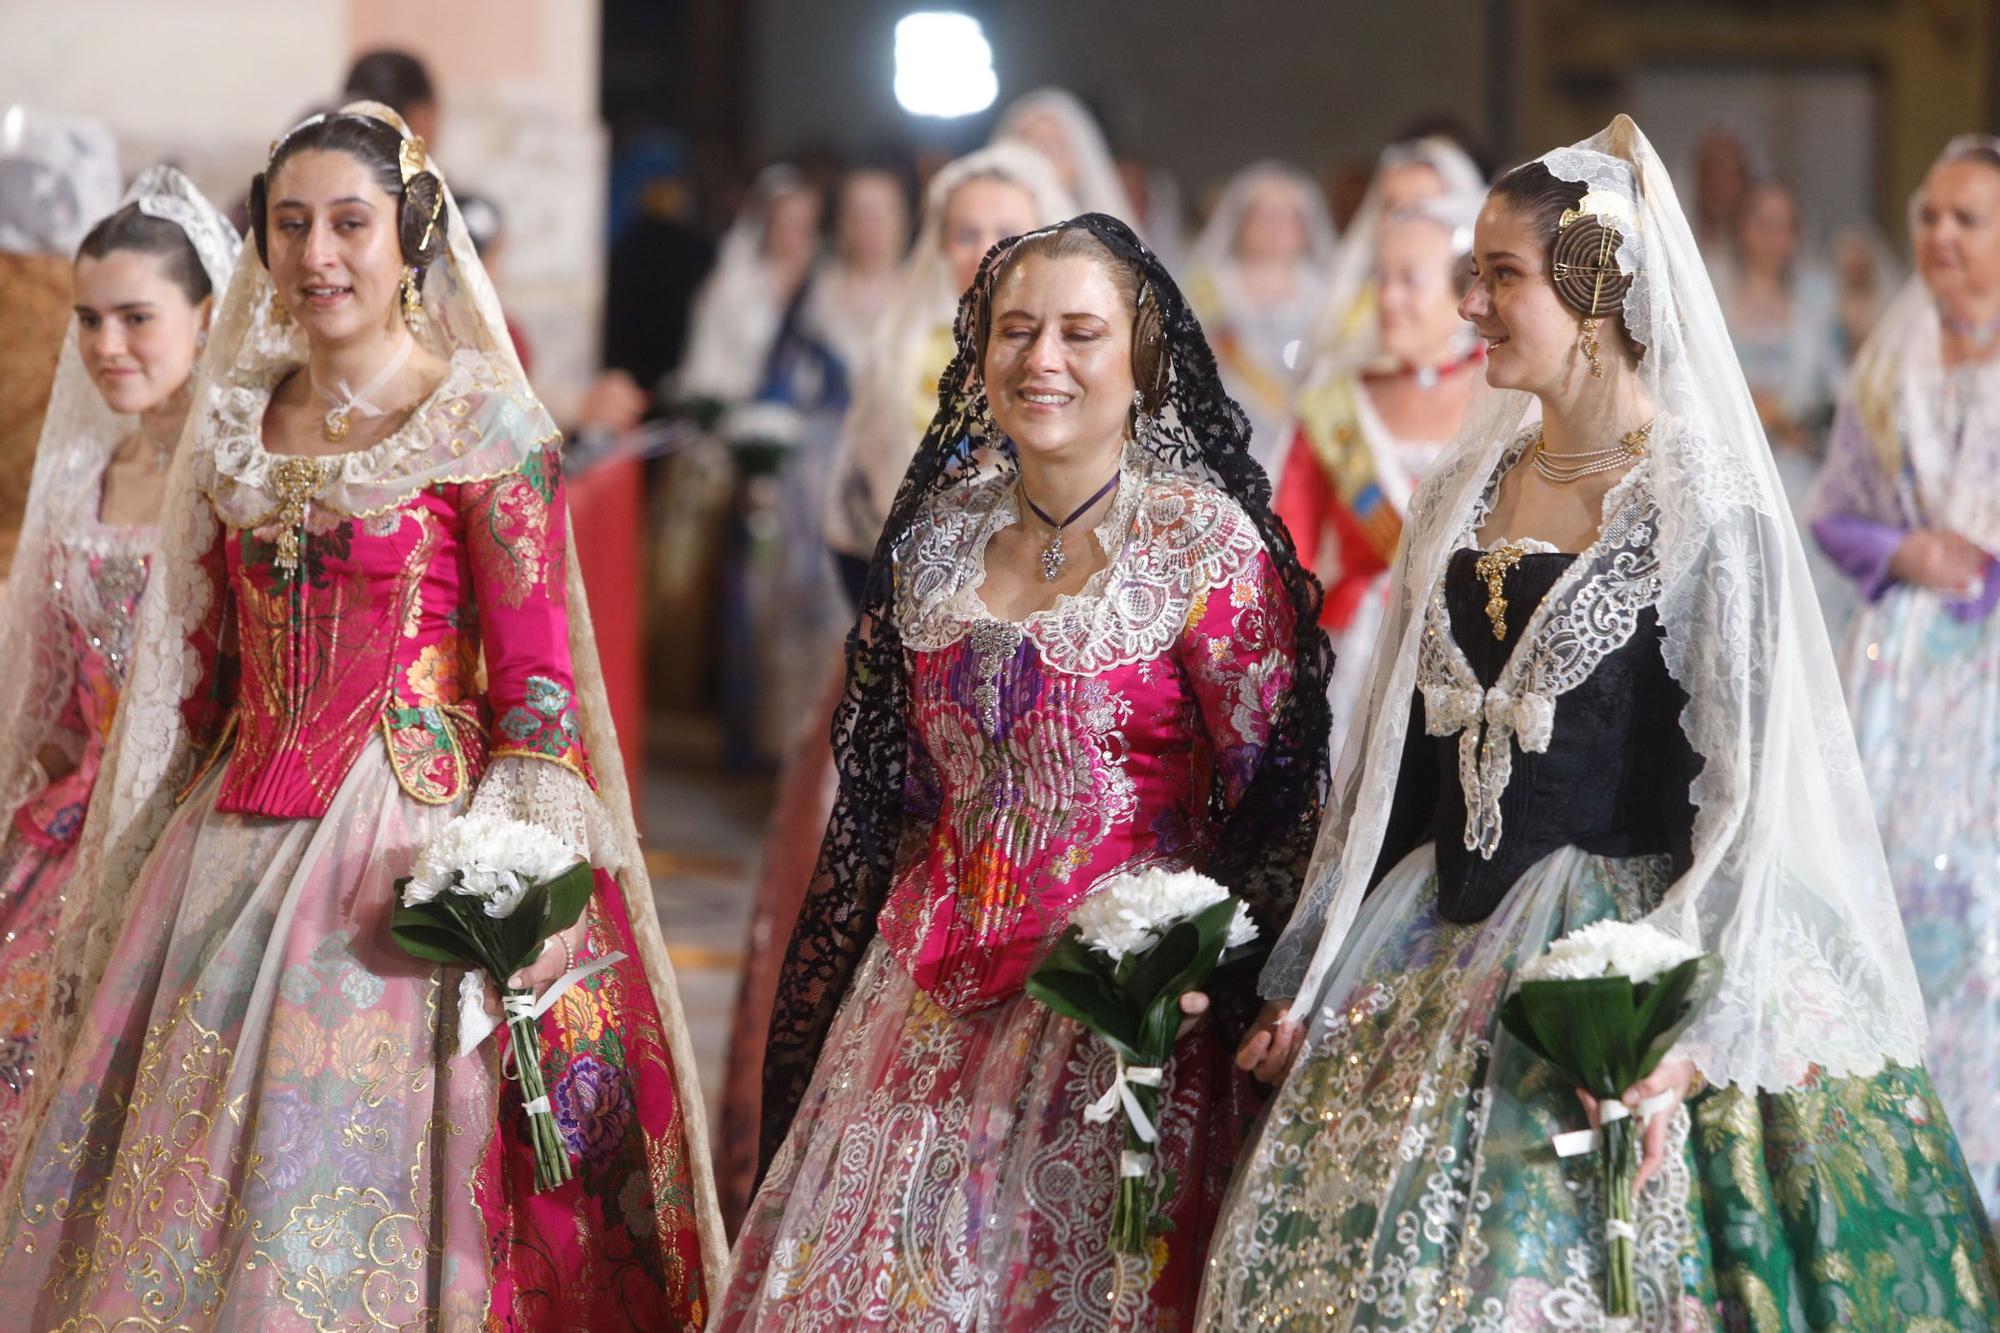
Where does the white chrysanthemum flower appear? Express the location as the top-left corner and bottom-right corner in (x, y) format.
(402, 813), (581, 917)
(1517, 919), (1700, 986)
(1224, 899), (1260, 952)
(1071, 868), (1241, 962)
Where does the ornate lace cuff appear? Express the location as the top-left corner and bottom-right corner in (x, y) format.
(468, 754), (625, 873)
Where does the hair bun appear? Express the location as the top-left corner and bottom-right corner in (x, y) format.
(1550, 214), (1631, 318)
(399, 169), (446, 271)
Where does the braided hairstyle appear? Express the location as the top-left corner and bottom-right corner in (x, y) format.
(1488, 160), (1647, 360)
(758, 213), (1334, 1174)
(247, 112), (445, 291)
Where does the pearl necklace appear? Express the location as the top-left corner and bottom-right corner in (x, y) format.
(1530, 417), (1654, 485)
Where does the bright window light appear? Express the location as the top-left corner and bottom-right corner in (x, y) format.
(894, 12), (998, 118)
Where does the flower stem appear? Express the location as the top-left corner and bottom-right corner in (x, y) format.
(506, 1001), (573, 1193)
(1604, 1116), (1636, 1317)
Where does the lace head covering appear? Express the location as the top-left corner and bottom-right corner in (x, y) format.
(991, 88), (1138, 229)
(0, 105), (120, 257)
(0, 166), (238, 828)
(1186, 159), (1338, 292)
(1304, 135), (1486, 375)
(761, 212), (1334, 1170)
(16, 104), (730, 1283)
(1266, 115), (1928, 1096)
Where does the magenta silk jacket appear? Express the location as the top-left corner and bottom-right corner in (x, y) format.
(184, 348), (594, 816)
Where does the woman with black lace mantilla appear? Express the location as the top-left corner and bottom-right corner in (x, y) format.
(721, 215), (1331, 1330)
(1199, 116), (2000, 1331)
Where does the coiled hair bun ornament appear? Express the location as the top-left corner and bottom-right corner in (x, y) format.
(1551, 189), (1636, 379)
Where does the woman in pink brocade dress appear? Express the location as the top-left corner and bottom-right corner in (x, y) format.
(721, 215), (1332, 1330)
(0, 167), (236, 1183)
(0, 105), (724, 1330)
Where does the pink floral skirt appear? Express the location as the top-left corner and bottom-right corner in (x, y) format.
(0, 749), (708, 1330)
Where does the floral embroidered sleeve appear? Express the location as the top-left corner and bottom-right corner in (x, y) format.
(1177, 544), (1298, 809)
(459, 439), (621, 863)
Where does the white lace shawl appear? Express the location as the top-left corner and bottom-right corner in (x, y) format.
(1264, 117), (1928, 1096)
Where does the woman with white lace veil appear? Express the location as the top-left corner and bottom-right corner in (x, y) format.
(1199, 116), (1998, 1330)
(1808, 135), (2000, 1223)
(1183, 161), (1336, 475)
(0, 167), (235, 1184)
(0, 104), (725, 1327)
(1296, 135), (1486, 398)
(991, 87), (1139, 229)
(1271, 189), (1484, 745)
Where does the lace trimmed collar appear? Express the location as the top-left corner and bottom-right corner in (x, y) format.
(895, 445), (1266, 675)
(201, 347), (525, 499)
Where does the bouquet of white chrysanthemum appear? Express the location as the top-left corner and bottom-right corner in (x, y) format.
(1026, 868), (1260, 1255)
(1501, 919), (1721, 1319)
(394, 812), (595, 1192)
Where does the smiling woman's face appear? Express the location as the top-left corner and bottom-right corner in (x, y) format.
(1459, 196), (1585, 394)
(74, 248), (209, 415)
(265, 148), (405, 345)
(982, 251), (1136, 463)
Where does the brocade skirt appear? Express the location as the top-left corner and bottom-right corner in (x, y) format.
(1196, 844), (2000, 1331)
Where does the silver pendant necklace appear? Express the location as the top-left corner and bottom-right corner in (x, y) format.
(1018, 470), (1121, 581)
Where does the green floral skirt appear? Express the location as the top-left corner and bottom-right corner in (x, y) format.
(1196, 845), (2000, 1331)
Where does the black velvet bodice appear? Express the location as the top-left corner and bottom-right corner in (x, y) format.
(1371, 547), (1700, 921)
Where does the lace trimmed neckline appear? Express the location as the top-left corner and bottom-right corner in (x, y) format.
(961, 453), (1142, 632)
(209, 347), (498, 494)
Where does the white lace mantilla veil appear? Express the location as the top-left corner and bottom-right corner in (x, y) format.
(0, 167), (239, 829)
(990, 87), (1139, 229)
(1303, 136), (1486, 375)
(1811, 134), (2000, 553)
(12, 103), (728, 1283)
(824, 141), (1074, 559)
(1185, 159), (1339, 291)
(1263, 115), (1929, 1097)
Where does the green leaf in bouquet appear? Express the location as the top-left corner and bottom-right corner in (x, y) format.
(542, 862), (595, 934)
(1026, 929), (1141, 1054)
(1630, 954), (1722, 1082)
(390, 903), (482, 968)
(1499, 976), (1640, 1098)
(491, 881), (553, 977)
(1130, 899), (1241, 1059)
(1027, 970), (1141, 1057)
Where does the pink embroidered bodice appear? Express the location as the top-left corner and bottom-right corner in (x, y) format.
(15, 524), (151, 850)
(186, 349), (592, 817)
(877, 456), (1298, 1013)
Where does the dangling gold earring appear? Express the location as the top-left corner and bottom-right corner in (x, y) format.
(267, 286), (292, 326)
(401, 266), (425, 329)
(1579, 314), (1604, 379)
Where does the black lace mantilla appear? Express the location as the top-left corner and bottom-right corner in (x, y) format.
(757, 213), (1334, 1175)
